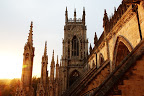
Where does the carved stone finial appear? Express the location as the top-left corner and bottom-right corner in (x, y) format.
(103, 9), (109, 28)
(89, 43), (92, 54)
(94, 32), (98, 46)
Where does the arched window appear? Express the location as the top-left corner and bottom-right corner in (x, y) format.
(72, 36), (79, 56)
(113, 36), (133, 69)
(99, 53), (104, 66)
(69, 70), (79, 87)
(25, 53), (29, 59)
(115, 41), (130, 67)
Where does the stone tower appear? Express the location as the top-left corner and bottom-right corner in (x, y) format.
(61, 7), (88, 93)
(36, 41), (48, 96)
(49, 50), (55, 96)
(15, 22), (35, 96)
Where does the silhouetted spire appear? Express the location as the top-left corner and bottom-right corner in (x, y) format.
(89, 43), (92, 54)
(44, 41), (47, 56)
(56, 55), (59, 81)
(83, 7), (85, 11)
(82, 7), (86, 25)
(52, 50), (54, 62)
(74, 8), (76, 15)
(65, 6), (68, 23)
(66, 6), (67, 12)
(27, 21), (33, 45)
(57, 55), (58, 64)
(114, 7), (116, 13)
(103, 9), (109, 27)
(94, 32), (98, 46)
(50, 50), (55, 82)
(74, 8), (76, 22)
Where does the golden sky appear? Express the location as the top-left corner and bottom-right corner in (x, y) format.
(0, 0), (122, 79)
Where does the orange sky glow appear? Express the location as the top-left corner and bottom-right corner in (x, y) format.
(0, 0), (122, 79)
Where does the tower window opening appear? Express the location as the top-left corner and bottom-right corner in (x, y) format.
(72, 36), (79, 56)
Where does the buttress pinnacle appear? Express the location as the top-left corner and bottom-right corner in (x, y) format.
(51, 50), (55, 67)
(44, 41), (47, 56)
(57, 55), (58, 64)
(28, 21), (33, 45)
(52, 50), (54, 62)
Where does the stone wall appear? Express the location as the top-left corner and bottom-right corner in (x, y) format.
(88, 3), (144, 72)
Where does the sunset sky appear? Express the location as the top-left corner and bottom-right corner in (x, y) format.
(0, 0), (122, 79)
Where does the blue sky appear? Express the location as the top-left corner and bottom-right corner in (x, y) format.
(0, 0), (122, 78)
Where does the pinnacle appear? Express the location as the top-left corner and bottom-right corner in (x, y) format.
(83, 7), (85, 11)
(114, 7), (116, 12)
(95, 32), (98, 39)
(104, 9), (108, 17)
(57, 55), (58, 64)
(51, 50), (55, 67)
(44, 41), (47, 56)
(74, 8), (76, 12)
(74, 8), (76, 15)
(52, 50), (54, 61)
(90, 43), (92, 51)
(27, 21), (33, 46)
(66, 6), (67, 12)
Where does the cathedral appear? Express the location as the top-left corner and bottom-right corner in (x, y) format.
(16, 0), (144, 96)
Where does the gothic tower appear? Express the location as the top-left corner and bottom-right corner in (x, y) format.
(49, 50), (55, 96)
(36, 41), (49, 96)
(61, 7), (88, 93)
(15, 22), (35, 96)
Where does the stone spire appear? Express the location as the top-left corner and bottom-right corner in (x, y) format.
(89, 43), (92, 54)
(44, 41), (47, 56)
(56, 55), (59, 80)
(50, 50), (55, 81)
(15, 21), (35, 96)
(36, 41), (48, 96)
(57, 55), (59, 64)
(41, 41), (48, 80)
(103, 9), (109, 28)
(82, 7), (86, 25)
(74, 8), (76, 22)
(114, 7), (116, 13)
(52, 50), (55, 64)
(27, 21), (33, 46)
(94, 32), (98, 46)
(65, 7), (68, 23)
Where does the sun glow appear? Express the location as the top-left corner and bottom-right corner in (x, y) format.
(0, 52), (22, 79)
